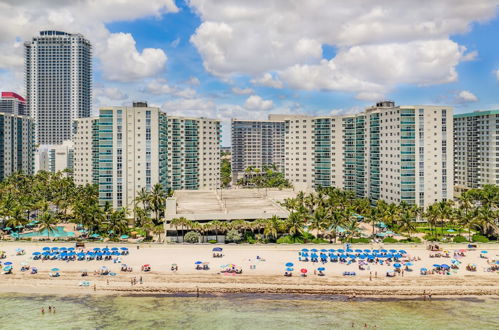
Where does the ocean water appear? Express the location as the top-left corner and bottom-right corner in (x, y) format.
(0, 293), (498, 329)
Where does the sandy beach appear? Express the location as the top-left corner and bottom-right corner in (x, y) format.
(0, 242), (498, 297)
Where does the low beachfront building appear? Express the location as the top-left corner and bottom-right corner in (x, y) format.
(35, 140), (74, 175)
(73, 102), (221, 209)
(0, 112), (35, 181)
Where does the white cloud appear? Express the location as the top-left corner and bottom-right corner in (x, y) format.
(189, 0), (496, 96)
(94, 87), (128, 100)
(186, 77), (201, 85)
(100, 33), (167, 82)
(0, 0), (178, 85)
(251, 73), (283, 89)
(456, 90), (478, 103)
(231, 87), (254, 95)
(496, 70), (499, 82)
(244, 95), (273, 111)
(143, 78), (196, 98)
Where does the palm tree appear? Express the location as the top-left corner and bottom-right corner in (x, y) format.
(149, 184), (167, 226)
(153, 224), (165, 243)
(398, 211), (416, 238)
(286, 212), (305, 237)
(38, 209), (57, 240)
(170, 217), (184, 243)
(309, 207), (326, 239)
(476, 206), (498, 236)
(263, 216), (282, 240)
(107, 208), (129, 238)
(345, 217), (360, 243)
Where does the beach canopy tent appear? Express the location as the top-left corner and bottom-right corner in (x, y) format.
(213, 247), (223, 252)
(285, 262), (294, 267)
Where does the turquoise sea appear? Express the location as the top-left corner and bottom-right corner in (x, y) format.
(0, 293), (498, 329)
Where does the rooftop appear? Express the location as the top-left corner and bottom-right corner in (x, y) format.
(165, 189), (298, 222)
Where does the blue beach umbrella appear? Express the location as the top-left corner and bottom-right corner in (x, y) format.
(363, 249), (371, 253)
(406, 262), (413, 266)
(311, 249), (318, 252)
(93, 247), (101, 251)
(367, 256), (375, 260)
(285, 262), (294, 267)
(42, 252), (50, 256)
(121, 247), (128, 250)
(112, 251), (120, 256)
(120, 235), (129, 239)
(68, 247), (75, 251)
(195, 261), (202, 265)
(51, 268), (60, 272)
(301, 248), (309, 252)
(320, 249), (328, 252)
(381, 249), (388, 253)
(3, 262), (12, 266)
(420, 268), (427, 271)
(51, 247), (59, 251)
(393, 263), (401, 268)
(328, 249), (336, 252)
(355, 249), (363, 253)
(372, 249), (379, 253)
(346, 249), (353, 253)
(358, 255), (366, 259)
(317, 267), (325, 271)
(433, 264), (441, 268)
(399, 250), (407, 254)
(32, 252), (41, 255)
(337, 249), (345, 253)
(389, 249), (397, 253)
(441, 264), (450, 269)
(111, 247), (119, 251)
(42, 247), (50, 251)
(102, 247), (110, 251)
(286, 267), (294, 271)
(481, 251), (488, 254)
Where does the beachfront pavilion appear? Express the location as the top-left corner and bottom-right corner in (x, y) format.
(164, 189), (297, 242)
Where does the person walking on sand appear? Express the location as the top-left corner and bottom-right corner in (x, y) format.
(93, 284), (96, 291)
(140, 276), (143, 284)
(41, 308), (45, 314)
(369, 271), (372, 281)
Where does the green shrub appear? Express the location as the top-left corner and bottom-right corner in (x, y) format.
(183, 231), (201, 243)
(311, 238), (329, 244)
(453, 235), (468, 243)
(423, 234), (439, 241)
(398, 237), (422, 243)
(207, 239), (217, 244)
(225, 229), (242, 243)
(472, 234), (489, 243)
(382, 237), (398, 243)
(277, 235), (304, 244)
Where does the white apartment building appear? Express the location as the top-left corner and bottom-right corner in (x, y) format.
(230, 101), (453, 207)
(25, 30), (91, 144)
(35, 140), (74, 175)
(73, 102), (221, 209)
(0, 113), (34, 181)
(454, 110), (499, 191)
(231, 118), (285, 182)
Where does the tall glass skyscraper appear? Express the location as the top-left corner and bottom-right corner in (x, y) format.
(25, 30), (92, 144)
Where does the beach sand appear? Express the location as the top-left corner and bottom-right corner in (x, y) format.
(0, 242), (497, 297)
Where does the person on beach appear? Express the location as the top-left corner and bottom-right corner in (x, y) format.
(48, 306), (51, 313)
(41, 308), (44, 314)
(140, 276), (143, 284)
(53, 306), (56, 313)
(93, 284), (96, 291)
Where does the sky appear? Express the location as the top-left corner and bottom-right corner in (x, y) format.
(0, 0), (498, 146)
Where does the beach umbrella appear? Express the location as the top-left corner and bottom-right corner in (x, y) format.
(300, 268), (307, 274)
(32, 252), (41, 255)
(111, 247), (119, 251)
(346, 249), (353, 253)
(213, 247), (223, 252)
(389, 249), (397, 253)
(405, 262), (413, 266)
(301, 248), (309, 252)
(3, 266), (12, 271)
(285, 262), (294, 267)
(393, 263), (401, 268)
(481, 251), (488, 254)
(195, 261), (202, 265)
(328, 249), (335, 252)
(4, 227), (11, 231)
(381, 249), (388, 253)
(441, 264), (450, 269)
(337, 249), (345, 253)
(363, 249), (371, 253)
(286, 268), (294, 272)
(320, 249), (327, 253)
(399, 250), (407, 254)
(372, 249), (379, 253)
(105, 252), (112, 256)
(42, 247), (50, 251)
(495, 261), (499, 265)
(51, 268), (60, 272)
(68, 247), (75, 251)
(433, 264), (440, 268)
(112, 251), (120, 256)
(51, 247), (59, 251)
(367, 256), (375, 260)
(77, 253), (85, 257)
(121, 247), (128, 251)
(420, 268), (428, 271)
(93, 247), (101, 251)
(102, 247), (110, 251)
(358, 254), (366, 259)
(311, 249), (318, 252)
(355, 249), (363, 253)
(317, 267), (325, 271)
(4, 262), (12, 265)
(42, 252), (50, 256)
(385, 253), (394, 258)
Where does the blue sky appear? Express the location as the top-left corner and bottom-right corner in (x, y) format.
(0, 1), (498, 146)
